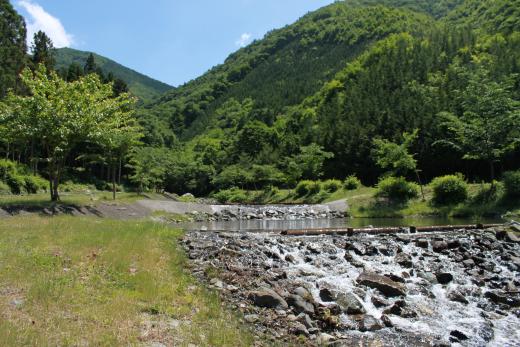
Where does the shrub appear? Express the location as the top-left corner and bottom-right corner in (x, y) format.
(471, 182), (499, 204)
(344, 175), (361, 190)
(295, 180), (321, 196)
(503, 170), (520, 198)
(323, 179), (342, 193)
(24, 175), (48, 194)
(375, 176), (419, 202)
(60, 181), (94, 193)
(0, 181), (11, 194)
(0, 159), (17, 179)
(5, 174), (25, 194)
(430, 174), (468, 205)
(213, 188), (247, 203)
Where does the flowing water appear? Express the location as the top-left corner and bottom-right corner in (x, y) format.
(180, 216), (504, 232)
(258, 231), (520, 346)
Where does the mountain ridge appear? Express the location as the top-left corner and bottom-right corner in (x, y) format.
(54, 47), (173, 100)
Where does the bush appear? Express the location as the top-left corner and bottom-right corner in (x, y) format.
(5, 174), (25, 194)
(430, 174), (468, 205)
(0, 159), (17, 179)
(375, 176), (419, 203)
(471, 182), (499, 204)
(213, 188), (247, 203)
(503, 170), (520, 198)
(295, 180), (321, 196)
(344, 175), (361, 190)
(24, 175), (48, 194)
(323, 179), (342, 193)
(60, 181), (95, 193)
(0, 181), (11, 194)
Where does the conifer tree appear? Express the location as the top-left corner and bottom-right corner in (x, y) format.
(31, 31), (55, 71)
(0, 0), (27, 97)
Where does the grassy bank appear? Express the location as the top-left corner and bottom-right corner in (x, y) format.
(211, 184), (520, 219)
(0, 216), (252, 346)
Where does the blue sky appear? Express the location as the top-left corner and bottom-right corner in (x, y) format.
(13, 0), (335, 86)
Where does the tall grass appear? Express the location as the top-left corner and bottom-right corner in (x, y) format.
(0, 216), (252, 346)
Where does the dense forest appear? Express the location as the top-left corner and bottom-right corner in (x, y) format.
(1, 0), (519, 199)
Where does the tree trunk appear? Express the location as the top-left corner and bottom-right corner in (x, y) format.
(112, 164), (116, 200)
(415, 170), (425, 201)
(118, 156), (122, 185)
(489, 161), (495, 183)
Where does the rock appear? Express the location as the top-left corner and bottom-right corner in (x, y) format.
(248, 288), (288, 309)
(383, 300), (417, 318)
(244, 314), (259, 323)
(335, 292), (365, 314)
(436, 272), (454, 285)
(210, 278), (224, 288)
(432, 240), (448, 252)
(505, 231), (520, 243)
(450, 330), (469, 342)
(287, 294), (314, 314)
(357, 271), (406, 297)
(485, 291), (520, 307)
(395, 252), (413, 268)
(381, 314), (394, 327)
(358, 315), (383, 332)
(316, 333), (335, 344)
(297, 313), (314, 328)
(416, 239), (429, 248)
(290, 322), (309, 336)
(319, 288), (334, 302)
(294, 286), (311, 298)
(462, 259), (475, 267)
(447, 290), (469, 304)
(284, 254), (295, 263)
(371, 295), (389, 308)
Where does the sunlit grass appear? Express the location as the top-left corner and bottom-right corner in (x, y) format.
(0, 216), (253, 346)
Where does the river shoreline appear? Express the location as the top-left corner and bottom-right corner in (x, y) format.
(182, 225), (520, 346)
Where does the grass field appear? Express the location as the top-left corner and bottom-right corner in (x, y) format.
(0, 216), (252, 346)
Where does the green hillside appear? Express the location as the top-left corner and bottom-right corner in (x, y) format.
(54, 48), (172, 100)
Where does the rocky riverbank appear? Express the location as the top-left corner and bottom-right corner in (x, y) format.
(182, 225), (520, 346)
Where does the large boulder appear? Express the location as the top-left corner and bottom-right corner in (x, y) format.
(248, 288), (288, 309)
(335, 292), (365, 314)
(357, 272), (406, 297)
(287, 294), (314, 314)
(395, 252), (413, 268)
(357, 315), (383, 332)
(436, 272), (454, 285)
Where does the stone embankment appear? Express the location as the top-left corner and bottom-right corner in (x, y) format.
(182, 224), (520, 346)
(137, 200), (348, 222)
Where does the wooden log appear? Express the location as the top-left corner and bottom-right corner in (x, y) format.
(280, 224), (503, 236)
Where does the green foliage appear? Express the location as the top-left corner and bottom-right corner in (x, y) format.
(0, 181), (10, 194)
(2, 65), (137, 201)
(128, 147), (170, 193)
(5, 174), (24, 195)
(54, 48), (172, 100)
(295, 180), (321, 197)
(430, 174), (468, 205)
(372, 130), (419, 176)
(323, 179), (342, 193)
(24, 175), (47, 194)
(436, 68), (520, 180)
(344, 175), (362, 190)
(0, 0), (26, 97)
(503, 170), (520, 198)
(31, 31), (55, 71)
(375, 176), (419, 202)
(60, 181), (95, 193)
(212, 188), (248, 203)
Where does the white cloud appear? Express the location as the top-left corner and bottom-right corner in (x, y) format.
(18, 0), (74, 48)
(235, 33), (252, 47)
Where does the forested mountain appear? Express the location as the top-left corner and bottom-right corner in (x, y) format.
(133, 0), (520, 195)
(54, 48), (172, 100)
